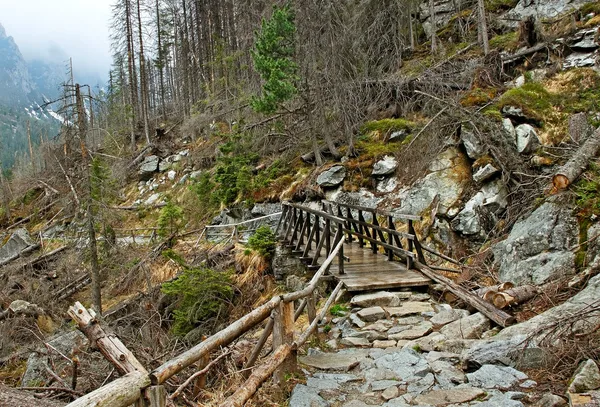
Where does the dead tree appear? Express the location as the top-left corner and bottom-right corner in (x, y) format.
(553, 126), (600, 191)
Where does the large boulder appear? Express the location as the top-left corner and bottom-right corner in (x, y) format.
(464, 274), (600, 368)
(372, 156), (398, 177)
(393, 148), (470, 216)
(317, 165), (346, 188)
(461, 125), (486, 159)
(139, 155), (160, 180)
(0, 228), (35, 263)
(492, 201), (578, 285)
(502, 0), (596, 28)
(515, 124), (540, 154)
(452, 180), (508, 236)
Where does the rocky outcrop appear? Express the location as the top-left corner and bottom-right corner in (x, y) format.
(492, 201), (578, 285)
(0, 228), (35, 264)
(372, 156), (398, 177)
(515, 124), (540, 154)
(317, 165), (346, 188)
(138, 155), (160, 180)
(502, 0), (596, 28)
(393, 148), (470, 216)
(452, 180), (508, 236)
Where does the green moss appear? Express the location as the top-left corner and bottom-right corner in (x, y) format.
(485, 0), (519, 12)
(361, 118), (415, 135)
(461, 87), (498, 107)
(496, 82), (554, 123)
(329, 304), (349, 317)
(489, 31), (519, 51)
(580, 2), (600, 16)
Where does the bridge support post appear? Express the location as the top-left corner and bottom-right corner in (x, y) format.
(142, 385), (167, 407)
(273, 301), (296, 384)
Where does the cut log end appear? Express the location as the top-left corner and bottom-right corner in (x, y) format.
(552, 174), (570, 191)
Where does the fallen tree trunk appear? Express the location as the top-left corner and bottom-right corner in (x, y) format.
(54, 274), (91, 301)
(0, 244), (40, 267)
(20, 246), (68, 272)
(68, 302), (147, 375)
(501, 42), (548, 64)
(492, 285), (538, 309)
(415, 263), (515, 327)
(7, 202), (55, 230)
(64, 371), (149, 407)
(553, 126), (600, 191)
(475, 282), (514, 302)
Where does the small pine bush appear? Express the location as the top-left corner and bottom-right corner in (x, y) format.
(247, 225), (277, 258)
(161, 266), (234, 336)
(158, 200), (184, 237)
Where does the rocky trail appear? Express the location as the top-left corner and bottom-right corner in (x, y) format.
(289, 289), (586, 407)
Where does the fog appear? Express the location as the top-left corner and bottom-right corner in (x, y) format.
(0, 0), (113, 81)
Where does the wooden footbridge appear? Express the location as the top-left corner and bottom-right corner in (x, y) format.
(63, 201), (515, 407)
(277, 200), (433, 291)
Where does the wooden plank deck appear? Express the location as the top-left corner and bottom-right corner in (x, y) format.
(327, 242), (431, 291)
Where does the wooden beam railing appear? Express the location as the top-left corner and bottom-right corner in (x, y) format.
(64, 223), (346, 407)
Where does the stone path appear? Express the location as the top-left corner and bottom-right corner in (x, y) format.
(290, 289), (539, 407)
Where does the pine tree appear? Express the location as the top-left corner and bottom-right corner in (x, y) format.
(251, 4), (298, 114)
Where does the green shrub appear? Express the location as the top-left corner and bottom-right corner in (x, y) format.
(158, 200), (184, 237)
(360, 118), (414, 135)
(189, 172), (219, 210)
(161, 266), (234, 336)
(247, 225), (277, 258)
(496, 82), (554, 123)
(329, 304), (349, 317)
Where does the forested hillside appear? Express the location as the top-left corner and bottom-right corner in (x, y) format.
(2, 0), (600, 405)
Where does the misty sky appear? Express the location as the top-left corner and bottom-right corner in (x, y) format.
(0, 0), (113, 80)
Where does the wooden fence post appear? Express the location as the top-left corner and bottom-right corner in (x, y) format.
(143, 386), (167, 407)
(272, 301), (295, 384)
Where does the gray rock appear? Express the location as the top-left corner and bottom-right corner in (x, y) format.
(373, 340), (397, 348)
(363, 320), (393, 332)
(564, 52), (598, 69)
(440, 312), (490, 339)
(473, 163), (499, 183)
(372, 156), (398, 177)
(452, 180), (508, 235)
(404, 332), (447, 352)
(475, 392), (525, 407)
(503, 118), (516, 141)
(492, 202), (578, 285)
(349, 313), (367, 328)
(158, 160), (171, 172)
(409, 293), (430, 301)
(139, 155), (160, 180)
(568, 359), (600, 393)
(377, 177), (398, 193)
(502, 0), (595, 28)
(393, 148), (469, 216)
(144, 193), (161, 206)
(22, 331), (87, 387)
(534, 394), (567, 407)
(189, 170), (203, 179)
(389, 130), (409, 142)
(178, 174), (190, 184)
(461, 126), (486, 159)
(389, 322), (433, 340)
(299, 349), (371, 371)
(328, 190), (383, 212)
(272, 246), (305, 281)
(371, 380), (400, 391)
(430, 359), (466, 388)
(0, 228), (35, 263)
(571, 29), (600, 50)
(515, 124), (540, 154)
(414, 388), (486, 405)
(289, 384), (329, 407)
(167, 170), (177, 181)
(340, 337), (371, 347)
(382, 386), (399, 400)
(373, 348), (431, 381)
(251, 203), (282, 217)
(357, 306), (386, 322)
(317, 165), (346, 188)
(351, 292), (401, 308)
(384, 302), (434, 317)
(8, 300), (42, 315)
(430, 309), (470, 329)
(502, 106), (526, 119)
(466, 364), (528, 390)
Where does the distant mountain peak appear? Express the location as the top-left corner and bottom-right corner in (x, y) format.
(0, 22), (6, 38)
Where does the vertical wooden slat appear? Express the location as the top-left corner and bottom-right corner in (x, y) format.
(409, 220), (426, 264)
(371, 214), (378, 254)
(336, 228), (345, 275)
(358, 210), (364, 247)
(275, 205), (286, 236)
(306, 214), (313, 250)
(387, 216), (394, 261)
(311, 220), (328, 267)
(307, 292), (316, 323)
(325, 219), (331, 257)
(294, 213), (308, 251)
(273, 301), (295, 384)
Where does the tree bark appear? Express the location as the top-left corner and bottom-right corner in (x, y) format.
(477, 0), (489, 55)
(492, 285), (538, 309)
(553, 126), (600, 191)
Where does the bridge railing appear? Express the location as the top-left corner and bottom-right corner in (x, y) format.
(65, 216), (345, 407)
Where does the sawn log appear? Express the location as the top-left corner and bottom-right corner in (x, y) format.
(553, 126), (600, 191)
